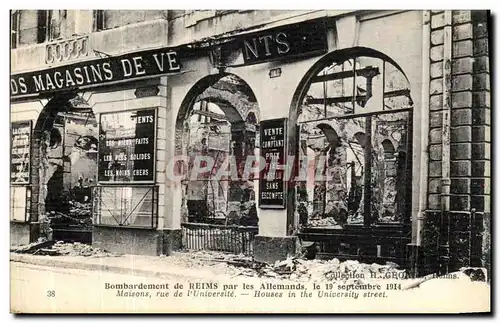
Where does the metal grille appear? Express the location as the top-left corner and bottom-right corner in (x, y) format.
(181, 222), (258, 256)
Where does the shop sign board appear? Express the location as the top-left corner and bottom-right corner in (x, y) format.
(10, 121), (32, 184)
(10, 47), (182, 98)
(98, 108), (156, 183)
(259, 118), (287, 209)
(240, 20), (328, 65)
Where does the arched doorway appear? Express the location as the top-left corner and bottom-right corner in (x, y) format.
(290, 47), (414, 266)
(31, 92), (97, 243)
(175, 73), (260, 255)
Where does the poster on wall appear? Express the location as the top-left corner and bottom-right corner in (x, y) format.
(98, 108), (156, 183)
(10, 121), (32, 184)
(259, 118), (287, 209)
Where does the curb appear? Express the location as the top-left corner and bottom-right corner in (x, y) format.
(10, 253), (213, 281)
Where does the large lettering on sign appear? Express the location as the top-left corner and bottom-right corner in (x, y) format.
(98, 109), (156, 183)
(240, 20), (328, 65)
(259, 118), (288, 209)
(11, 121), (32, 184)
(10, 48), (182, 97)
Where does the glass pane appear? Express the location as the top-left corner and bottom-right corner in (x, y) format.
(10, 186), (27, 222)
(385, 62), (410, 92)
(98, 186), (123, 225)
(384, 62), (413, 110)
(95, 186), (156, 227)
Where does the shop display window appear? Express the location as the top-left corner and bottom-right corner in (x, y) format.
(93, 185), (158, 228)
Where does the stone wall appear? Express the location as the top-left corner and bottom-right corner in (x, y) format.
(422, 10), (490, 275)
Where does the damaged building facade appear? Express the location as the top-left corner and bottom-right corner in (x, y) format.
(10, 10), (490, 276)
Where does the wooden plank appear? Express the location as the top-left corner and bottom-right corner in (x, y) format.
(306, 95), (365, 105)
(192, 109), (228, 120)
(310, 66), (380, 83)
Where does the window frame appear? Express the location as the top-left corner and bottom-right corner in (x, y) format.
(92, 185), (159, 229)
(10, 185), (31, 223)
(93, 10), (106, 32)
(11, 10), (20, 49)
(36, 10), (51, 44)
(298, 55), (414, 228)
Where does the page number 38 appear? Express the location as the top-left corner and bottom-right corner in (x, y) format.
(46, 290), (55, 297)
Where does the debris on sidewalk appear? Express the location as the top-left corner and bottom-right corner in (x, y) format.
(167, 250), (406, 283)
(50, 241), (114, 257)
(11, 240), (117, 257)
(263, 257), (407, 283)
(10, 238), (53, 253)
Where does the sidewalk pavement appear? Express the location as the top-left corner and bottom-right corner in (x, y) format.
(10, 252), (247, 282)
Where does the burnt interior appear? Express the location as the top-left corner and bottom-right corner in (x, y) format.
(37, 96), (97, 243)
(181, 74), (259, 227)
(296, 54), (414, 265)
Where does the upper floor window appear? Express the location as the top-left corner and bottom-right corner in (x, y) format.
(11, 10), (20, 49)
(92, 10), (154, 31)
(37, 10), (50, 43)
(93, 10), (105, 31)
(37, 10), (67, 43)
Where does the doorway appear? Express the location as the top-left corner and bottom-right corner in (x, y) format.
(32, 93), (97, 243)
(175, 73), (261, 255)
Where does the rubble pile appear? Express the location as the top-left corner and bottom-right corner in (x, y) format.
(11, 239), (116, 257)
(69, 201), (92, 224)
(307, 217), (343, 228)
(232, 257), (406, 283)
(50, 241), (111, 257)
(271, 258), (405, 283)
(171, 250), (406, 283)
(10, 238), (53, 253)
(47, 201), (93, 229)
(170, 250), (253, 269)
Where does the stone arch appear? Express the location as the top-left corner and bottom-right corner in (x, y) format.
(289, 46), (411, 122)
(289, 47), (412, 156)
(353, 131), (368, 148)
(194, 86), (259, 124)
(174, 72), (260, 226)
(381, 138), (396, 154)
(245, 111), (258, 125)
(175, 73), (259, 156)
(290, 46), (414, 230)
(316, 123), (340, 147)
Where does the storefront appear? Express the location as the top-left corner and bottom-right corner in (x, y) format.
(10, 45), (187, 255)
(10, 10), (490, 276)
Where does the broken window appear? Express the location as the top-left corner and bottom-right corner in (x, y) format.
(36, 10), (67, 42)
(93, 186), (158, 228)
(297, 54), (413, 229)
